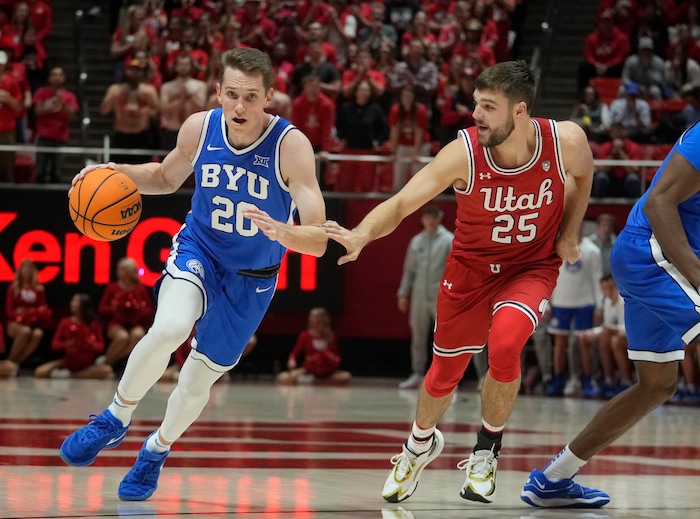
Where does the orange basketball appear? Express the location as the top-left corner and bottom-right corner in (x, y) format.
(68, 167), (142, 242)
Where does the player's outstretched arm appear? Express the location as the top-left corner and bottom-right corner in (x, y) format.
(244, 128), (328, 257)
(324, 138), (467, 265)
(556, 121), (594, 264)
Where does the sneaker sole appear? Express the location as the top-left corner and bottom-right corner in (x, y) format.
(382, 430), (445, 503)
(118, 488), (157, 502)
(520, 490), (610, 508)
(460, 485), (495, 503)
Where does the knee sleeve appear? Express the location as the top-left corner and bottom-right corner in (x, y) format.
(424, 352), (473, 397)
(487, 305), (535, 383)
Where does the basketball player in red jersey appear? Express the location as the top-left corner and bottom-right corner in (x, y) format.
(324, 60), (594, 505)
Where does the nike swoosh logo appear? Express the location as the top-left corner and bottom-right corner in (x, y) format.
(534, 478), (547, 490)
(207, 144), (223, 151)
(106, 431), (127, 446)
(256, 286), (273, 293)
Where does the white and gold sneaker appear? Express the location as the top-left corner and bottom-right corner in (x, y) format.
(458, 447), (497, 503)
(381, 429), (445, 503)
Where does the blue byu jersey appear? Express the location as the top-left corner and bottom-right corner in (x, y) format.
(180, 109), (297, 272)
(625, 121), (700, 253)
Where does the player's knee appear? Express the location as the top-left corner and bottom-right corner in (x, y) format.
(424, 353), (471, 397)
(488, 357), (521, 383)
(149, 319), (194, 348)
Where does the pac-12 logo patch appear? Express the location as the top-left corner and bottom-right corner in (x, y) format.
(187, 259), (205, 279)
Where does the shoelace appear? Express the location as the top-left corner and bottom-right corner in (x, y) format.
(128, 452), (165, 483)
(456, 449), (495, 478)
(79, 414), (116, 444)
(390, 448), (416, 480)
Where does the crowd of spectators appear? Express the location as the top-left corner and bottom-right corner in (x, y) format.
(574, 0), (700, 197)
(95, 0), (526, 192)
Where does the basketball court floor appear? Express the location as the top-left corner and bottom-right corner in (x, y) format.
(1, 376), (699, 519)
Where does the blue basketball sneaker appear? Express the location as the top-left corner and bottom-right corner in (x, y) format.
(520, 469), (610, 508)
(118, 436), (170, 501)
(60, 409), (130, 466)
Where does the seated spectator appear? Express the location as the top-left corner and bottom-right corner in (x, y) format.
(0, 50), (22, 183)
(591, 274), (633, 398)
(33, 66), (78, 183)
(438, 65), (477, 146)
(663, 44), (700, 100)
(578, 9), (630, 91)
(34, 294), (113, 380)
(160, 53), (207, 152)
(667, 23), (700, 66)
(277, 308), (351, 385)
(621, 36), (665, 99)
(609, 81), (653, 142)
(98, 257), (154, 369)
(571, 84), (611, 142)
(387, 85), (431, 192)
(4, 258), (52, 376)
(335, 79), (388, 192)
(390, 37), (439, 109)
(592, 122), (642, 198)
(630, 1), (668, 58)
(0, 323), (12, 377)
(356, 1), (398, 55)
(341, 47), (385, 100)
(165, 26), (208, 80)
(291, 40), (341, 99)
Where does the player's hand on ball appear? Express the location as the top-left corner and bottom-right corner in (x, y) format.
(322, 220), (366, 265)
(69, 162), (117, 197)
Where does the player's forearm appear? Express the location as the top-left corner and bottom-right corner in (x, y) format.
(278, 224), (328, 257)
(112, 162), (177, 195)
(559, 173), (593, 241)
(353, 199), (405, 247)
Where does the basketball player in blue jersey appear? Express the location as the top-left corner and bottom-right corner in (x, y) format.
(59, 48), (327, 501)
(522, 121), (700, 508)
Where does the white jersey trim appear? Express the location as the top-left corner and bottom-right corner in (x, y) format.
(456, 129), (475, 195)
(550, 120), (568, 184)
(191, 110), (213, 167)
(433, 343), (486, 356)
(494, 300), (539, 333)
(628, 349), (685, 362)
(274, 125), (295, 194)
(220, 113), (281, 155)
(483, 119), (542, 175)
(188, 344), (240, 372)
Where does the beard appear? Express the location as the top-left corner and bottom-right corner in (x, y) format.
(478, 117), (515, 148)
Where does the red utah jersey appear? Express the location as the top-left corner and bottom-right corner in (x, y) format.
(452, 118), (566, 267)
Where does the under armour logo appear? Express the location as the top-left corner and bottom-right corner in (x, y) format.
(253, 154), (270, 167)
(479, 172), (491, 180)
(542, 161), (551, 172)
(443, 279), (453, 290)
(490, 263), (501, 274)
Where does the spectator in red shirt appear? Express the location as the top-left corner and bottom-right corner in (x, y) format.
(0, 36), (31, 143)
(341, 47), (386, 99)
(290, 40), (341, 99)
(98, 257), (154, 369)
(578, 9), (631, 91)
(438, 65), (477, 145)
(0, 50), (23, 182)
(165, 26), (209, 80)
(298, 0), (332, 29)
(667, 23), (700, 65)
(236, 0), (277, 53)
(452, 18), (496, 71)
(5, 258), (52, 375)
(388, 85), (431, 192)
(295, 21), (338, 66)
(426, 0), (456, 34)
(277, 307), (351, 385)
(292, 73), (336, 185)
(401, 10), (437, 57)
(593, 122), (642, 198)
(34, 293), (113, 380)
(110, 5), (157, 81)
(32, 66), (78, 183)
(26, 0), (51, 45)
(170, 0), (204, 25)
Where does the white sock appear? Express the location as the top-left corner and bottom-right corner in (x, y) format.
(542, 444), (587, 481)
(107, 393), (137, 427)
(146, 429), (170, 453)
(406, 421), (435, 455)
